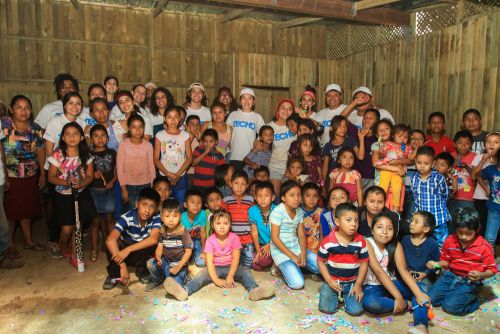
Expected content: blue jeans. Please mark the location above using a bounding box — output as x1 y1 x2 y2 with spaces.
433 224 449 248
429 270 482 316
319 281 363 316
0 185 8 259
277 250 319 289
183 265 258 295
192 238 206 267
240 243 254 268
485 209 500 248
171 174 187 208
123 184 150 212
146 257 188 285
363 281 428 327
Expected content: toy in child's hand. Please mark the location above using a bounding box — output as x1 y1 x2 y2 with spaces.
427 305 435 320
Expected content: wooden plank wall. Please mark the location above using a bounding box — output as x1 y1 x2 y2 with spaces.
0 0 497 131
332 10 500 133
0 0 334 121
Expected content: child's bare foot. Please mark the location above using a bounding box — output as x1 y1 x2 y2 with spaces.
164 277 188 301
249 283 275 301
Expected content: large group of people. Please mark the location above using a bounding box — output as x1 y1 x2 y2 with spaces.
0 72 498 334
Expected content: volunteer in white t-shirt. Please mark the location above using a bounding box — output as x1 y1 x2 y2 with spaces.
226 88 265 171
268 99 296 196
35 73 79 130
341 86 395 128
111 90 153 143
185 82 211 125
315 83 348 147
80 83 106 129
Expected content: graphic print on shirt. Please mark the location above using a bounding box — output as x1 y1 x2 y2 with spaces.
161 138 184 170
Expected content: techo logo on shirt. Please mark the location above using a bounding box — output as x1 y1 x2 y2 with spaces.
275 131 294 141
233 120 256 130
322 120 331 127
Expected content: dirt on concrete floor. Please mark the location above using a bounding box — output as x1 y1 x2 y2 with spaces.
1 226 499 334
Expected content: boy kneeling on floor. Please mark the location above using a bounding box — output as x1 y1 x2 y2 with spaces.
103 188 161 290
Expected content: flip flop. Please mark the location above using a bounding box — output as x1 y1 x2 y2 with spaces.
7 249 21 259
23 243 46 251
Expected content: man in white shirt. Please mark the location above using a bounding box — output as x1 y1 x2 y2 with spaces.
35 73 79 130
341 86 395 128
314 83 347 147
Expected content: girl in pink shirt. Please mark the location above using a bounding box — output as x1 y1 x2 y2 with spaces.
116 114 156 212
164 210 275 301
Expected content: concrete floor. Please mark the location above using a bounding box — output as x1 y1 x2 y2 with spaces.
1 222 499 334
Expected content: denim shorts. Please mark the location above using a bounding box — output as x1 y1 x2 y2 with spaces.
89 187 116 214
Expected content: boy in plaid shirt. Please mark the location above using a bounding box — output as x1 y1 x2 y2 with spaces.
410 146 451 247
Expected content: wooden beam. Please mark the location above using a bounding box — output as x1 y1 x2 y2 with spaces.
70 0 79 10
275 17 323 29
153 0 169 17
354 0 400 11
207 0 410 26
219 8 253 22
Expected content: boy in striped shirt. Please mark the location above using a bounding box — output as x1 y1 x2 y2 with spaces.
192 129 225 195
222 170 256 268
317 203 369 316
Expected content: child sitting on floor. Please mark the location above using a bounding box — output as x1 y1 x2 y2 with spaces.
164 209 275 301
401 211 440 290
146 199 192 291
428 207 497 316
318 203 368 316
248 181 276 272
181 189 207 267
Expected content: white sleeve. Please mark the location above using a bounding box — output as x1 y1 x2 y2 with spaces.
110 105 123 121
226 113 233 126
43 120 58 143
35 106 51 129
255 114 265 133
143 114 153 136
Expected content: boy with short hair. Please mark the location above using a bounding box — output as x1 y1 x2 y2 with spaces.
401 210 440 290
254 165 270 182
448 131 476 223
192 129 225 194
185 115 201 186
410 146 451 247
104 188 162 290
424 112 455 155
428 207 497 316
153 176 171 211
204 187 223 237
222 170 256 268
146 199 193 291
181 189 207 267
434 152 457 197
461 109 487 155
248 181 276 272
478 149 500 250
317 203 369 316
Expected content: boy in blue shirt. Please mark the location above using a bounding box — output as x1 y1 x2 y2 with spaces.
478 148 500 250
181 189 207 267
104 188 162 290
410 146 451 247
401 210 440 290
248 181 276 272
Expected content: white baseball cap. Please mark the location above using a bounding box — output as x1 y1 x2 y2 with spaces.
325 84 342 94
188 82 205 92
352 86 372 99
240 87 255 97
